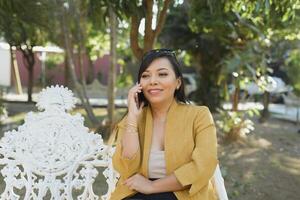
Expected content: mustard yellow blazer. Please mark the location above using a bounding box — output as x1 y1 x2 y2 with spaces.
110 100 218 200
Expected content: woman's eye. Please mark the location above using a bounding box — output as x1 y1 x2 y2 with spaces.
141 74 150 78
159 73 168 77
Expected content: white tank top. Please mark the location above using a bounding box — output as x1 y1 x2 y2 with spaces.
148 150 166 178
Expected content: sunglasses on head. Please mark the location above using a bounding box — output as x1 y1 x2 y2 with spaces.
142 48 176 60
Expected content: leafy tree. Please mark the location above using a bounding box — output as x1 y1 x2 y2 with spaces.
160 0 300 111
221 40 270 110
53 0 124 128
159 2 232 109
88 0 129 131
0 0 49 102
50 0 101 126
120 0 172 60
286 49 300 96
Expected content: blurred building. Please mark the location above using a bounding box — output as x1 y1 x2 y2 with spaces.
0 43 120 89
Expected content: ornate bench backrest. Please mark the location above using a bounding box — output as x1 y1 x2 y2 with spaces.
0 86 117 200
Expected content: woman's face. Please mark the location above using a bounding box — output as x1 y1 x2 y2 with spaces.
139 57 181 106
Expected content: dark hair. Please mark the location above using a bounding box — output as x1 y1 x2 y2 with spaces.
137 48 188 106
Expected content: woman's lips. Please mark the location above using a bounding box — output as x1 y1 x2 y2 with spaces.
148 89 163 95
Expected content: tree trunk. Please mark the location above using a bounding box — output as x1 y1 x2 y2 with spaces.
130 0 171 61
107 5 117 136
130 16 143 60
260 91 270 122
74 0 94 84
64 54 70 87
72 0 99 126
10 47 23 94
193 52 221 111
28 64 34 102
21 47 35 102
59 0 98 126
86 49 95 84
232 84 240 112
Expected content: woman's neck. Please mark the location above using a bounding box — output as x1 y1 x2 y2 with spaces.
150 99 174 121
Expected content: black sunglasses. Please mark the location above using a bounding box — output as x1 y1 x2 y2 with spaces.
142 48 176 60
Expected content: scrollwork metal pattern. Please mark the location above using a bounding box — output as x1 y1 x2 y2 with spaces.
0 85 118 200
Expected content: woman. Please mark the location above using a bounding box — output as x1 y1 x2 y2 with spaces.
111 49 218 200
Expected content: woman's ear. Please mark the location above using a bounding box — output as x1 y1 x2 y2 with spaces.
176 78 182 90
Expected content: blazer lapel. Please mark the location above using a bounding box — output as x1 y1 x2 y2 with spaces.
164 100 180 174
141 100 180 176
141 106 153 177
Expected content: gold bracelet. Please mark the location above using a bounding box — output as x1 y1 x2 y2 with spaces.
126 124 137 131
125 127 138 134
127 122 138 129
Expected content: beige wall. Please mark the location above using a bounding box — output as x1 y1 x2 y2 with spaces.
0 43 11 87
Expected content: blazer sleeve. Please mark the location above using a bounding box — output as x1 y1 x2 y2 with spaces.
174 107 218 196
112 115 141 179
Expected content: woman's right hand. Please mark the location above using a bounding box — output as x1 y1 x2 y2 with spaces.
127 83 144 122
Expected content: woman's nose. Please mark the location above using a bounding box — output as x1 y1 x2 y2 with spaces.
150 75 158 85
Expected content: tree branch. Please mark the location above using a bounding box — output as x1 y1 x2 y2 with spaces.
130 15 143 60
144 0 155 51
154 0 171 37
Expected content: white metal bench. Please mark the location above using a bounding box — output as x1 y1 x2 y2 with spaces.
0 86 228 200
0 86 117 200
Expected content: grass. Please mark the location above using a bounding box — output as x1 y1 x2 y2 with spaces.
71 107 127 129
3 112 26 125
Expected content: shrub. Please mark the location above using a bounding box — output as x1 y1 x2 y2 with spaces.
0 99 7 125
216 108 258 141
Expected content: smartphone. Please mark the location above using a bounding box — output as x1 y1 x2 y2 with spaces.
137 91 144 108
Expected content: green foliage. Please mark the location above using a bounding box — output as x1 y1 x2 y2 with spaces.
87 29 110 60
0 99 4 116
286 49 300 96
116 73 133 89
0 98 7 125
116 60 133 88
159 0 300 107
220 40 270 89
216 108 259 141
119 0 146 19
224 0 300 39
45 53 64 70
160 0 300 107
189 0 236 43
0 0 49 47
159 3 230 108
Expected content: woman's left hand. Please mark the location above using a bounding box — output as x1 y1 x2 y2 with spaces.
123 174 154 194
